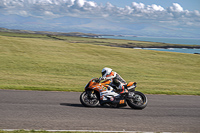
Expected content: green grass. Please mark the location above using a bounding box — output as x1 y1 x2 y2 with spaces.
1 31 199 48
0 33 200 95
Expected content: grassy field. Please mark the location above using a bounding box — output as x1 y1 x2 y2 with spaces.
1 31 200 48
0 32 199 95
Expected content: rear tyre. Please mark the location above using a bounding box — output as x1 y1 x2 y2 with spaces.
80 91 99 107
127 91 147 109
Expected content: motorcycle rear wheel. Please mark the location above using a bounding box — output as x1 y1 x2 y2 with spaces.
127 91 147 109
80 91 100 107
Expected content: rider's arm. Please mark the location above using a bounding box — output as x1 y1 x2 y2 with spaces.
105 71 116 80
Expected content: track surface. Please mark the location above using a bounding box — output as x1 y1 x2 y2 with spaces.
0 90 200 132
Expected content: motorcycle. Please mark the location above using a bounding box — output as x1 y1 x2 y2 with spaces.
80 78 147 109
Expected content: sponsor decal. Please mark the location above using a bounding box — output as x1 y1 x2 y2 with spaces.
119 100 125 104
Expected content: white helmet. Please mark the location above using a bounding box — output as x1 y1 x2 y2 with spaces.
101 67 112 78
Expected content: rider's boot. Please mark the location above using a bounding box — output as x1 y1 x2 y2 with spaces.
119 85 128 98
119 85 134 99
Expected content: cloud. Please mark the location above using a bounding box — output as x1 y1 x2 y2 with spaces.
168 3 184 12
0 0 199 37
0 0 199 21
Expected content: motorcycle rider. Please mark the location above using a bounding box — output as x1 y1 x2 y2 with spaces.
99 67 128 102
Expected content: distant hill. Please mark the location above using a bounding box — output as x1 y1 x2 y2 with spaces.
0 27 102 37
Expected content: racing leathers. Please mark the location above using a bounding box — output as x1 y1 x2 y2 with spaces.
100 71 128 101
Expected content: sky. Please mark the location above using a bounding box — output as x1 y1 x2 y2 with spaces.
0 0 200 38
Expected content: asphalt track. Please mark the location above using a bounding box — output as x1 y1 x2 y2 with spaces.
0 90 200 132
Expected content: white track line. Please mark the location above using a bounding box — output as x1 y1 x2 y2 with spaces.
1 129 174 133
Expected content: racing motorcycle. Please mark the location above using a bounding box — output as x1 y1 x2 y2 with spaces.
80 78 147 109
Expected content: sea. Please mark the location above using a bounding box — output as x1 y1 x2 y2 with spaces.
100 36 200 54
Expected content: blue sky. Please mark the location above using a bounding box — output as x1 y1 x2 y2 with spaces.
0 0 200 38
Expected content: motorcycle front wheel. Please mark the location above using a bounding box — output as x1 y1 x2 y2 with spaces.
80 91 100 107
127 91 147 109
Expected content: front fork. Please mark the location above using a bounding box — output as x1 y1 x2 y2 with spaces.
86 90 97 99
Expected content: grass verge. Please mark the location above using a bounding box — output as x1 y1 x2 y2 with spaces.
0 33 199 95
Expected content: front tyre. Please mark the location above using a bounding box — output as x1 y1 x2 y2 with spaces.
127 91 147 109
80 91 99 107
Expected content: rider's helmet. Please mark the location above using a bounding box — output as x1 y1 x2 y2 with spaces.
101 67 112 78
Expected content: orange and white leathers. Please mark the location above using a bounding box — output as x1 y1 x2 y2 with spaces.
100 86 119 101
100 71 127 100
102 71 127 94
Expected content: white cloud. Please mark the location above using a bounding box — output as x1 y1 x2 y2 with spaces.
132 2 145 10
148 4 164 11
194 10 200 16
0 0 199 19
18 10 29 16
168 3 183 12
75 0 85 7
0 0 199 36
